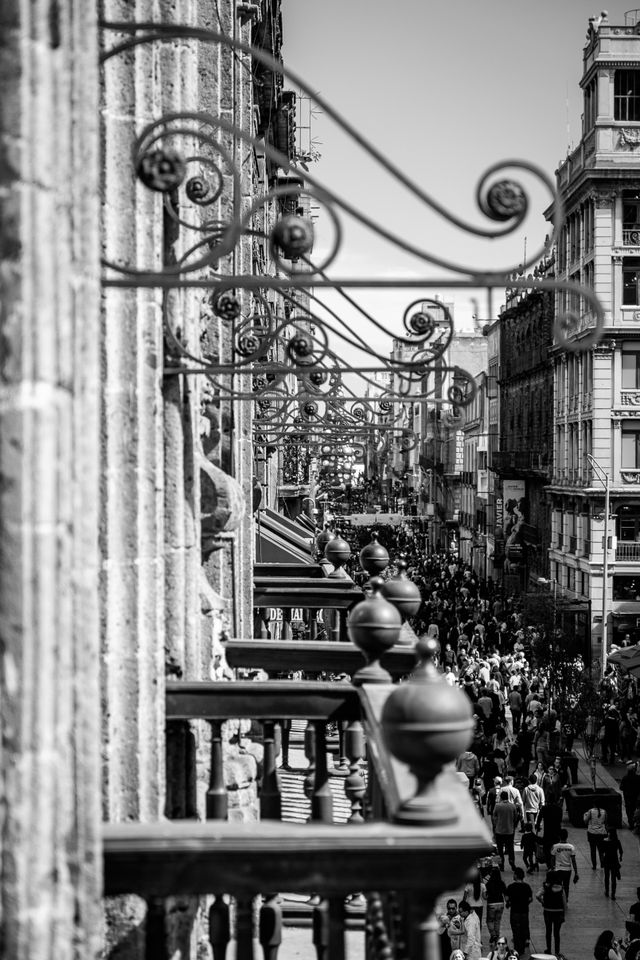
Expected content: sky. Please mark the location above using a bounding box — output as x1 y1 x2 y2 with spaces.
279 1 635 346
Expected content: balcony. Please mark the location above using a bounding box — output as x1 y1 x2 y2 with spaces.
616 542 640 562
623 228 640 246
253 570 364 642
104 638 491 958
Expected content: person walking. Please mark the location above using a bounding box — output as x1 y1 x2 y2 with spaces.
602 703 621 764
584 803 608 869
520 822 538 873
505 866 532 956
458 900 482 960
485 865 508 951
492 789 518 872
522 772 545 825
508 686 522 734
463 868 486 925
550 827 579 902
536 798 562 865
536 869 567 959
601 827 623 900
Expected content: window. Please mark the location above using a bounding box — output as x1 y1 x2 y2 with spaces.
623 258 640 305
615 69 640 121
617 507 640 542
622 345 640 388
584 78 597 132
623 191 640 245
622 421 640 468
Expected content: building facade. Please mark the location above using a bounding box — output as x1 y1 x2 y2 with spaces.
549 10 640 661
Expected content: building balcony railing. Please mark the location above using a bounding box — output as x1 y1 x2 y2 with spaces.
623 228 640 246
103 642 491 958
253 573 364 643
616 542 640 562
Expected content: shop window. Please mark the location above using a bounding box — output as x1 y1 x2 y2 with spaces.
615 69 640 121
613 575 640 600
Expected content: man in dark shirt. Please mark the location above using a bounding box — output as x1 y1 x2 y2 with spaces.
493 789 518 871
505 867 533 955
536 798 563 864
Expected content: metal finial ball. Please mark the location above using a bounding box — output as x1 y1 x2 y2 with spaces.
415 635 440 663
272 215 315 258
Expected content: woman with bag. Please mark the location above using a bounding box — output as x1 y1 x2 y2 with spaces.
584 804 608 869
536 869 567 958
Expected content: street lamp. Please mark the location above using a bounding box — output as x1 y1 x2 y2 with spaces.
586 454 611 679
537 576 558 703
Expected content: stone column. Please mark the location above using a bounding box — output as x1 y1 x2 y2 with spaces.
0 1 102 958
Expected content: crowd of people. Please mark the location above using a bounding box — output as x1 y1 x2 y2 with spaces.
344 537 640 960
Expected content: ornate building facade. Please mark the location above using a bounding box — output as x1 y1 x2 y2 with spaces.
548 10 640 661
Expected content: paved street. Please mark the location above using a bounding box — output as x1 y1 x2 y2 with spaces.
278 743 640 960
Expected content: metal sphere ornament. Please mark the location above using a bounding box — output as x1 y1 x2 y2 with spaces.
486 179 527 221
316 525 335 557
272 214 315 259
212 291 242 320
381 637 474 825
185 176 211 203
136 148 186 192
348 578 402 685
359 531 389 576
324 536 351 577
380 559 422 622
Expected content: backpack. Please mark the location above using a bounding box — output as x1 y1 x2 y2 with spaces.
542 885 564 911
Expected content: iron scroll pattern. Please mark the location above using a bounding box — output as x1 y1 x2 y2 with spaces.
100 20 605 451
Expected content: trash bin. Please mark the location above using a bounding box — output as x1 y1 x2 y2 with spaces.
563 786 622 828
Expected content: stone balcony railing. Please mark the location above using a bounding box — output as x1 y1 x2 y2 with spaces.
104 635 491 960
616 541 640 562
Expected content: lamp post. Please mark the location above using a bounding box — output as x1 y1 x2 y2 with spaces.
587 454 611 680
537 576 558 705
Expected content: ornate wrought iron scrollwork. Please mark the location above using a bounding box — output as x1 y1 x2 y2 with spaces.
100 17 606 458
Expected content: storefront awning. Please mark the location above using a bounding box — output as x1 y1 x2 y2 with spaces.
255 508 315 564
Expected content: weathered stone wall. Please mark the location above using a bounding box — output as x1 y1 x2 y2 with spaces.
0 2 102 958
